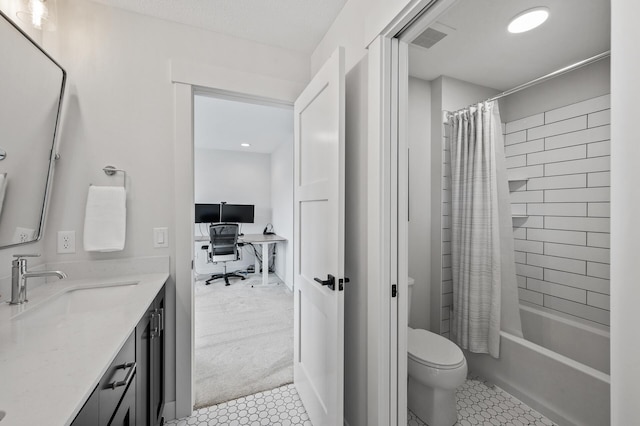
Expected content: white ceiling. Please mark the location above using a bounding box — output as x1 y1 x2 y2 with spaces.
194 95 293 154
409 0 610 91
89 0 347 53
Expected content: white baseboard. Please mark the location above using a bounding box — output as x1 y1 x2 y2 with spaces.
274 271 293 291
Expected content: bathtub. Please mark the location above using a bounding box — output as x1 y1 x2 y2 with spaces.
464 303 610 426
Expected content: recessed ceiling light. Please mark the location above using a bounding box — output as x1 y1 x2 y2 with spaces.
241 143 251 147
508 7 549 34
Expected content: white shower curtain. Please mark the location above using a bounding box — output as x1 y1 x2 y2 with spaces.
449 101 522 359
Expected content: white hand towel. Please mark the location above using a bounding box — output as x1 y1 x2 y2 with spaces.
83 185 126 252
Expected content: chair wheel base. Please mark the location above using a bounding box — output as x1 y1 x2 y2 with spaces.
206 272 245 286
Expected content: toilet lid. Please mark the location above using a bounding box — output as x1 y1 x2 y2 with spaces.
408 328 465 369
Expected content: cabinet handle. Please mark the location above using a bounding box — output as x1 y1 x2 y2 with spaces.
150 312 159 339
109 362 136 389
159 307 164 332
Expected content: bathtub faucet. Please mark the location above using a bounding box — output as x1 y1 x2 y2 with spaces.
9 254 67 305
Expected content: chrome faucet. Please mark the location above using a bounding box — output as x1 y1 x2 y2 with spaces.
9 254 67 305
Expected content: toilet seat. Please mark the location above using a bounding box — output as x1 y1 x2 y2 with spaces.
408 328 465 370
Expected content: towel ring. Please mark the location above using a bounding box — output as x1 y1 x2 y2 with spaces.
103 165 126 188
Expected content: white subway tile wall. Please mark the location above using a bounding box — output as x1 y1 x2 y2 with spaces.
544 95 610 124
505 94 611 326
544 125 609 150
441 124 452 335
505 113 544 134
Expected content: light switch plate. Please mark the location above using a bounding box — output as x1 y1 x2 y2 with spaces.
154 227 169 248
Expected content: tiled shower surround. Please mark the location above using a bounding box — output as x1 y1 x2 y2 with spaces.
505 94 610 327
441 94 611 333
441 125 453 337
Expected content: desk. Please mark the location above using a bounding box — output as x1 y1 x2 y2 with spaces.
195 233 287 286
240 234 287 286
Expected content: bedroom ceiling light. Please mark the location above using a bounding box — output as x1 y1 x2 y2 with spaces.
240 143 251 147
508 7 549 34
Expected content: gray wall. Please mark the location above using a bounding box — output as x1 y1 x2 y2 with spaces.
407 77 431 330
611 1 640 421
270 140 294 290
344 55 369 426
195 148 272 236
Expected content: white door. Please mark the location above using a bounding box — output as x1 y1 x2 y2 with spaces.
293 46 345 426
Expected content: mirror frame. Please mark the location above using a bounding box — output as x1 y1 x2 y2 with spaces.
0 9 66 249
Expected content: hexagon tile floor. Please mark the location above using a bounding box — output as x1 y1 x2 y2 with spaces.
165 383 311 426
409 376 557 426
166 376 556 426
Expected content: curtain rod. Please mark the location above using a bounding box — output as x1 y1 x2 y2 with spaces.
444 50 611 120
486 50 610 103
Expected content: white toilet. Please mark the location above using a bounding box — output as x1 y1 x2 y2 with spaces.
407 277 467 426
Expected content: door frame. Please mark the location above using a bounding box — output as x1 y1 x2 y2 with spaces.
366 1 459 424
171 0 458 420
171 62 303 419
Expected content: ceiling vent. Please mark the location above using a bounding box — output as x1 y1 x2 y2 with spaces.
412 27 448 49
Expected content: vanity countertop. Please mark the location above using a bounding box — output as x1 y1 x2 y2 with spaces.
0 272 169 426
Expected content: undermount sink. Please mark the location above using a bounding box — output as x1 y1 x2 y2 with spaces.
11 282 140 321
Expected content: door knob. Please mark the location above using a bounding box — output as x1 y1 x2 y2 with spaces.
314 274 336 291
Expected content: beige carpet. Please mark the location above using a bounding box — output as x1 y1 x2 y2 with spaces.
194 276 293 409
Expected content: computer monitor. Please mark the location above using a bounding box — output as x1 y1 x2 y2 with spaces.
195 203 220 223
221 204 255 223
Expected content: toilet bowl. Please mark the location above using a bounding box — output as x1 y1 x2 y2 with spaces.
407 277 467 426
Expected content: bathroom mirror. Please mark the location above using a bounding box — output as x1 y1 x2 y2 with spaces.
0 10 65 248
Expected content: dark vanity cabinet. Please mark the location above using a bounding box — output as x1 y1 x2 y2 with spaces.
72 285 165 426
136 286 166 426
109 376 136 425
71 333 137 426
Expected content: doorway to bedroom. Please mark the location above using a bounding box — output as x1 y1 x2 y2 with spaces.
192 91 295 409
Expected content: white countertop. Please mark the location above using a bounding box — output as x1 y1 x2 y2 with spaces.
0 271 169 426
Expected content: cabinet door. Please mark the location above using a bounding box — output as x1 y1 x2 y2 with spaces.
100 333 136 426
71 384 99 426
109 378 136 426
135 306 152 426
136 285 166 426
150 290 165 426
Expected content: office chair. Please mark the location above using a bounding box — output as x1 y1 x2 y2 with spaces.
204 223 245 286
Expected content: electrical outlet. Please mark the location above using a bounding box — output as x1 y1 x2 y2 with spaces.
57 231 76 254
12 227 35 244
